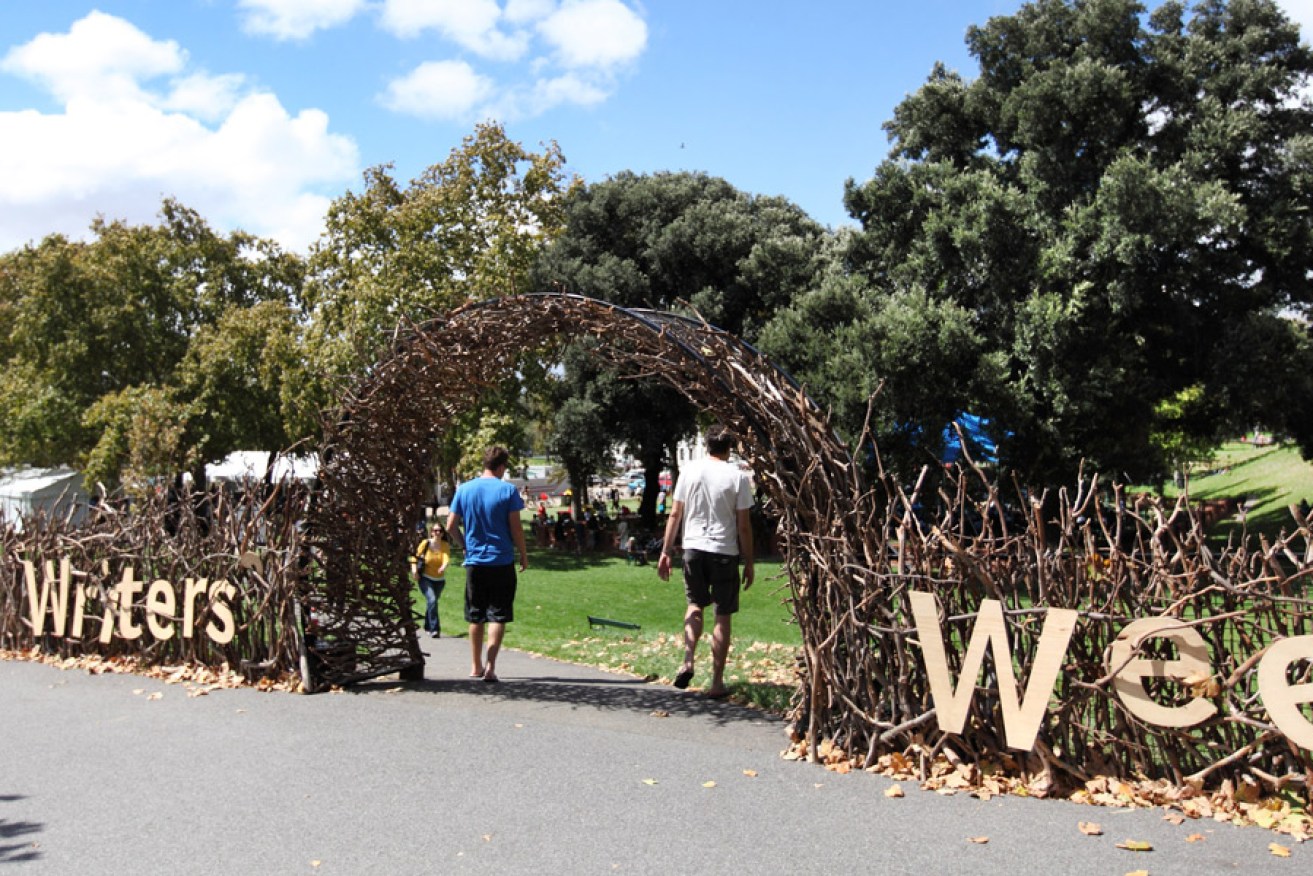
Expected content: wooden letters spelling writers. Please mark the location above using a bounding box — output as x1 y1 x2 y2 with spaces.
22 558 237 645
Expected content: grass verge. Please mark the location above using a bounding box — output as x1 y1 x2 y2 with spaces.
415 547 802 714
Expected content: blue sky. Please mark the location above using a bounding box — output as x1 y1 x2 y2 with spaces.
1 1 1309 254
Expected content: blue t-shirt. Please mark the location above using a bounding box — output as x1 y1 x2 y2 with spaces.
449 476 525 566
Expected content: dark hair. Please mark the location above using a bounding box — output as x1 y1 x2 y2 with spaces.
705 425 734 457
483 446 510 472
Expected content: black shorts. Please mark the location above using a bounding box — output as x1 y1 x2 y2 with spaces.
683 549 741 615
464 564 517 624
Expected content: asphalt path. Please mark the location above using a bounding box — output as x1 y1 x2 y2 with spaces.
1 638 1307 875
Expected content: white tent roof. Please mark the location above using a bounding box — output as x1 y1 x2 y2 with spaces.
0 467 84 498
0 467 88 529
206 451 319 483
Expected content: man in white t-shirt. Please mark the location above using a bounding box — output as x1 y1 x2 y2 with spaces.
657 425 754 698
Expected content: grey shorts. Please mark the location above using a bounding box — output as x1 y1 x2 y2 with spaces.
683 549 741 615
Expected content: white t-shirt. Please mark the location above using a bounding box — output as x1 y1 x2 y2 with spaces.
672 458 753 555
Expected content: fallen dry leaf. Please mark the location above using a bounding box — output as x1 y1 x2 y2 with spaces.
1269 843 1291 858
1185 833 1207 843
482 834 493 843
146 691 162 701
968 836 989 844
1115 840 1153 852
702 781 717 789
885 784 905 799
1163 813 1186 826
1124 870 1148 876
641 779 658 786
1079 821 1103 836
650 710 669 718
742 769 758 778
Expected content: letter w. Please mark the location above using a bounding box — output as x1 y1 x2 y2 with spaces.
23 558 72 637
910 590 1078 751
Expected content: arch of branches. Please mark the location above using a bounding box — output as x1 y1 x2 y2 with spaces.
308 292 1311 800
3 292 1309 800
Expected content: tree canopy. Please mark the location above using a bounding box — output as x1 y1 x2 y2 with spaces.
296 122 574 477
766 0 1313 484
533 171 827 522
0 200 304 489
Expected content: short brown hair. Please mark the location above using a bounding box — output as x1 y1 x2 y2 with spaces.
483 446 510 472
705 425 734 457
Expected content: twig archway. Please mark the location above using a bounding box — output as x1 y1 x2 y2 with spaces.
306 292 1313 802
305 292 839 685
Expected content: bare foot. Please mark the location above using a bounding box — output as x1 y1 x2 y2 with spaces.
470 667 484 678
705 687 729 699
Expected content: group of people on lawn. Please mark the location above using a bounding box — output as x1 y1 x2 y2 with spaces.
413 426 754 697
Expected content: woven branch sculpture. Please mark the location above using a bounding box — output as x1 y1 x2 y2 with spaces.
3 292 1310 800
1 477 309 679
312 293 1312 799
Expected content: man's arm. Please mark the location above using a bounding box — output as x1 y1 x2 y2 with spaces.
656 500 685 582
508 509 529 571
736 507 754 589
445 513 465 553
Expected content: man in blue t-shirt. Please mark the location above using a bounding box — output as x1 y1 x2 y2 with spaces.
446 446 528 683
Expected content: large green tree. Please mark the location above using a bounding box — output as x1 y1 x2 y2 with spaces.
0 200 305 488
297 122 575 441
771 0 1313 484
533 171 827 522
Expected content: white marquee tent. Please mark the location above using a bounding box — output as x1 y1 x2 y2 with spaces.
204 451 319 484
0 467 89 530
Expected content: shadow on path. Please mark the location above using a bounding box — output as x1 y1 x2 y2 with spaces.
0 795 42 865
347 672 782 730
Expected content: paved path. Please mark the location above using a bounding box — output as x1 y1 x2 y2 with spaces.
1 639 1307 874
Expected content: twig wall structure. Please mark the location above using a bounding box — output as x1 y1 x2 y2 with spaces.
3 293 1310 800
0 477 308 680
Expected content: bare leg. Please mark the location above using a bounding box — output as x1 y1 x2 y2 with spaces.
681 604 703 674
707 613 732 696
469 622 484 677
483 622 506 680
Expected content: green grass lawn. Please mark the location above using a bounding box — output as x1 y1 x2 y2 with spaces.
414 540 801 713
1164 441 1313 540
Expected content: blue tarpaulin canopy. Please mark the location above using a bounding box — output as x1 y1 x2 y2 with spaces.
940 413 1000 465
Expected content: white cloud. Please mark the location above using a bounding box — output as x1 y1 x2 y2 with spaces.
1 11 184 104
0 13 359 253
526 72 609 111
504 0 557 25
379 0 530 60
378 0 648 122
237 0 369 41
380 60 496 120
161 73 248 122
537 0 647 69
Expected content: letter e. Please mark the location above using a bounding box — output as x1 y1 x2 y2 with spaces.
1108 618 1217 728
145 579 176 641
1257 636 1313 751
